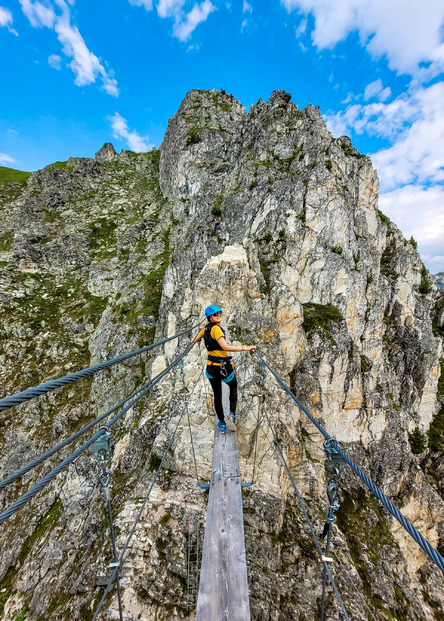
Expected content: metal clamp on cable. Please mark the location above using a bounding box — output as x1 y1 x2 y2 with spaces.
320 438 346 620
93 426 124 620
178 359 189 392
94 426 112 498
321 438 345 539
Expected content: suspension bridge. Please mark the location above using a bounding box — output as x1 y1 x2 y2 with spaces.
0 321 443 620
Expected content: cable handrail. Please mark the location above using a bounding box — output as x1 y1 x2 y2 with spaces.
92 369 196 620
0 321 201 413
0 382 149 491
260 399 350 620
0 342 194 526
255 350 444 576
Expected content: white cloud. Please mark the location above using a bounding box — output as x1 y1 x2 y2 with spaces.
0 6 12 25
19 0 55 28
281 0 444 76
48 53 62 69
157 0 185 18
129 0 153 9
326 83 444 191
372 83 444 190
243 1 252 12
0 6 18 34
295 16 306 38
20 0 119 96
109 113 152 152
364 78 391 102
379 185 444 272
0 153 16 164
325 82 444 270
173 0 216 41
155 0 216 40
324 96 416 140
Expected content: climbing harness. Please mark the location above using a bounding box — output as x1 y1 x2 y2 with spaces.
320 438 345 621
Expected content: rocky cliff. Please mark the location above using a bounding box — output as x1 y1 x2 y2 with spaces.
0 89 443 620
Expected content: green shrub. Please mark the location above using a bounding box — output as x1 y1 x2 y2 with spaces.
419 266 431 294
0 232 14 252
186 128 201 146
367 270 374 284
302 302 343 344
428 407 444 452
211 194 223 217
331 245 343 255
249 179 257 190
263 231 273 242
377 209 391 226
325 159 332 170
409 236 418 249
409 427 427 454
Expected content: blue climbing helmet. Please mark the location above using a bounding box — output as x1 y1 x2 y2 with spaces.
205 304 222 318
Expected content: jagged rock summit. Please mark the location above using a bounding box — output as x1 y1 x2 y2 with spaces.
94 141 117 161
0 89 443 620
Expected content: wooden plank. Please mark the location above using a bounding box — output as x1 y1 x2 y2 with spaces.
196 423 250 621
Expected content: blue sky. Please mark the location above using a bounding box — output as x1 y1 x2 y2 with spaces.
1 0 443 272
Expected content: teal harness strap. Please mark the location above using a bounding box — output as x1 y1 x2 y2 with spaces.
205 369 235 383
223 370 235 383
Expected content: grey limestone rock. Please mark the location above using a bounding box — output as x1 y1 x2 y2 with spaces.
0 89 443 620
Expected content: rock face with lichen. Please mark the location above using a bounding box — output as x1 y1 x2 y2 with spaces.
0 89 443 620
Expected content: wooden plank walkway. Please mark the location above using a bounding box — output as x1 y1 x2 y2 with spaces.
195 423 251 621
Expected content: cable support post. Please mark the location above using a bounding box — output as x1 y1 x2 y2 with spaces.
259 400 350 620
320 438 345 621
93 427 124 621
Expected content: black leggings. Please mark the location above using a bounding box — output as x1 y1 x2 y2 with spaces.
207 363 238 422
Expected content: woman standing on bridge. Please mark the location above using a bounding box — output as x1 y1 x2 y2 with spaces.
193 305 256 433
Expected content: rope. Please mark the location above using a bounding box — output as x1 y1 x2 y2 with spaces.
92 380 192 620
197 342 212 417
260 398 349 620
0 382 149 490
181 361 207 487
0 343 194 526
0 322 201 413
255 350 444 576
240 355 262 486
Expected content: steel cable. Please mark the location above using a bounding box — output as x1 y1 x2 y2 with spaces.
0 322 201 413
0 342 193 526
0 383 149 490
255 350 444 576
92 379 192 620
259 397 350 620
